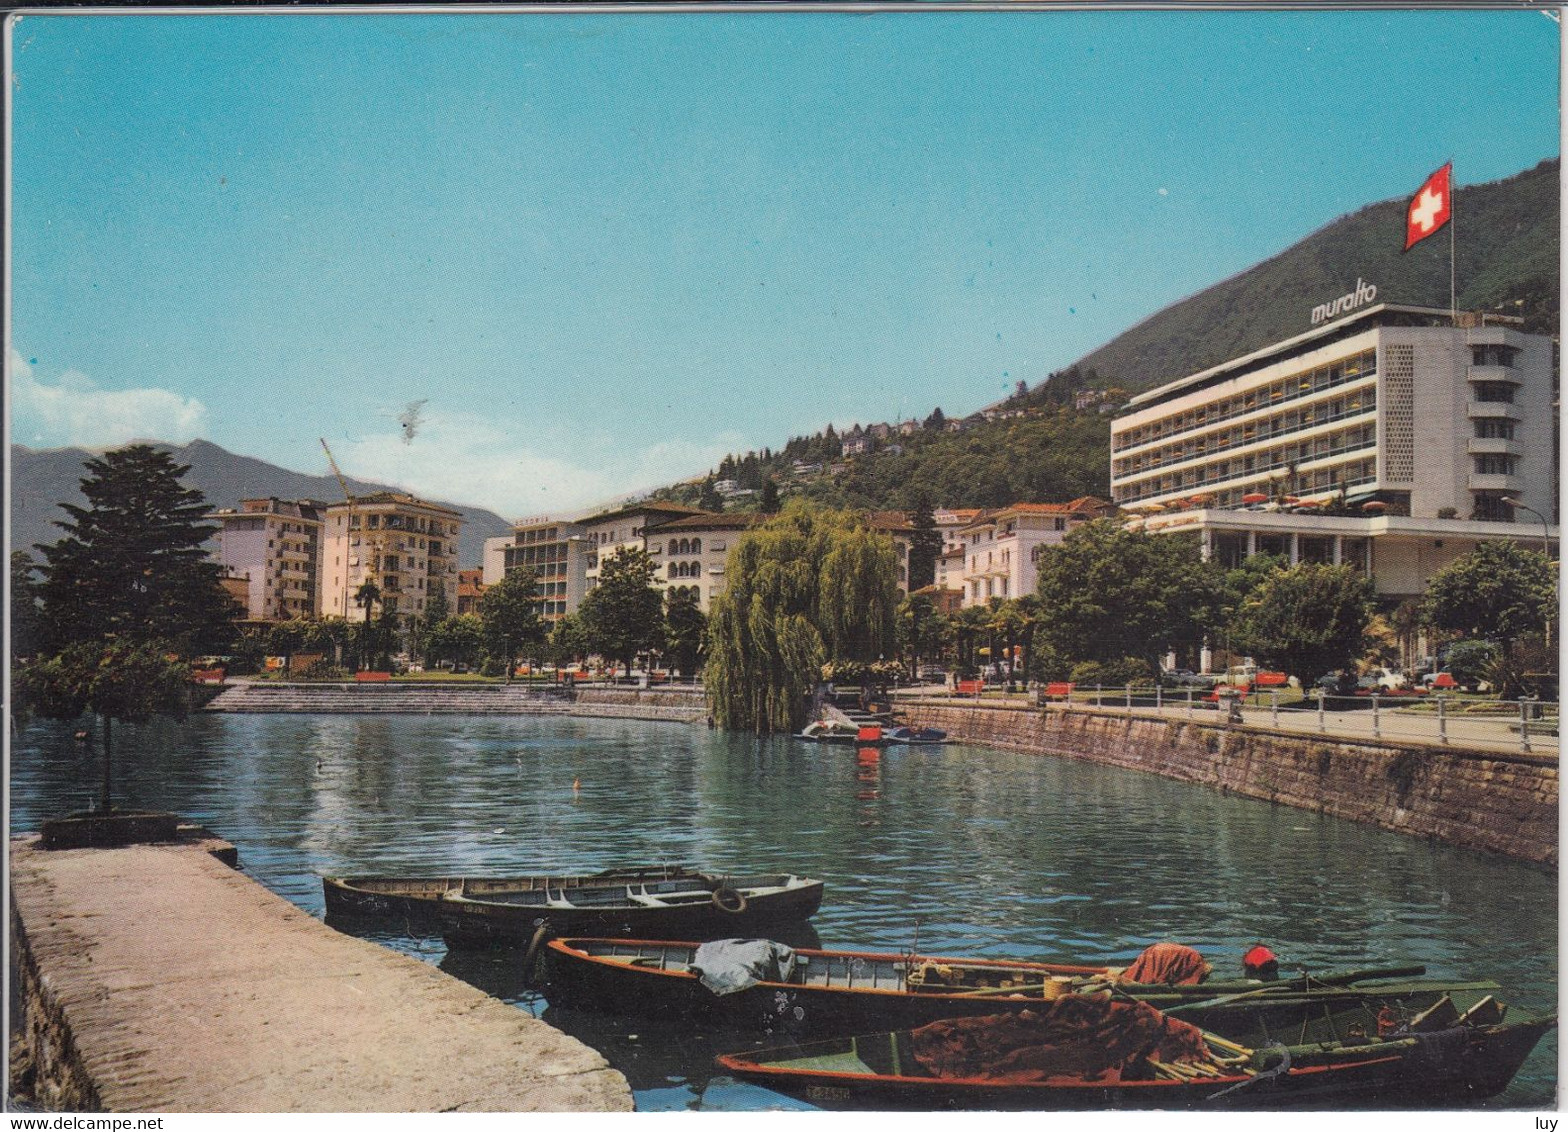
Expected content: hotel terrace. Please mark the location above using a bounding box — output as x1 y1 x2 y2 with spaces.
1110 303 1558 603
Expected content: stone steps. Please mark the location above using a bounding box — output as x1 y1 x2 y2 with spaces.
205 682 574 714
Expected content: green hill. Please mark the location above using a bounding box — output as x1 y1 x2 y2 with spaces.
662 160 1559 514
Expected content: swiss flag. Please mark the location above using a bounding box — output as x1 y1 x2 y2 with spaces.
1404 163 1452 250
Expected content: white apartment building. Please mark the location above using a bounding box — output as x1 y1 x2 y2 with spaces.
955 498 1116 607
647 512 762 611
209 498 326 621
1111 303 1557 601
321 493 463 622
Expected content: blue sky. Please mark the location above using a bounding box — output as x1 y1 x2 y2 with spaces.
8 8 1560 518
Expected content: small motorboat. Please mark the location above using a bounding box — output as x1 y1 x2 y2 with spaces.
886 726 950 745
322 865 824 948
715 999 1556 1110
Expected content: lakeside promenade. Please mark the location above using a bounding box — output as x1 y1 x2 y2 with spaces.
10 830 632 1113
894 686 1559 758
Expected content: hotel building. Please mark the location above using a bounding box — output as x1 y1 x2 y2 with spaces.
1110 303 1557 601
954 498 1115 607
321 492 464 622
208 498 326 621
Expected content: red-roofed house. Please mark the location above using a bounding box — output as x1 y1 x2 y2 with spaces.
955 497 1115 606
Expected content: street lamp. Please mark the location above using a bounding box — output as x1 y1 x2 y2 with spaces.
1501 497 1552 558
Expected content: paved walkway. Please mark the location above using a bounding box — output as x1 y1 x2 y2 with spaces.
10 834 632 1113
896 687 1557 758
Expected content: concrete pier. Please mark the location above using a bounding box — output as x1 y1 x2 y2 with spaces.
9 832 632 1113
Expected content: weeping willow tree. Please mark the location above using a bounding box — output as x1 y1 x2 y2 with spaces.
705 503 900 733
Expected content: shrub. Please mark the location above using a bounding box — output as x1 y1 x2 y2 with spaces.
1069 657 1153 687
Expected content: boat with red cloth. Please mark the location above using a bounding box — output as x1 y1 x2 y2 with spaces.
714 997 1556 1109
541 936 1491 1039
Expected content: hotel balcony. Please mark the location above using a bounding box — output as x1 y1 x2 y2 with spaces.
1467 365 1522 385
1466 438 1523 458
1468 473 1524 493
1466 401 1524 421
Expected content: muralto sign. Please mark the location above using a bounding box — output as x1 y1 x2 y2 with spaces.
1310 278 1377 325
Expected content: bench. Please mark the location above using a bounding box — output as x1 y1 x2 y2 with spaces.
955 680 984 696
1039 682 1075 705
355 671 392 682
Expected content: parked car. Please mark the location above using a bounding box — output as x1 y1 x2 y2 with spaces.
1162 669 1214 688
918 666 947 683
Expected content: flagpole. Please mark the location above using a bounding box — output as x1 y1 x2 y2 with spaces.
1449 160 1457 324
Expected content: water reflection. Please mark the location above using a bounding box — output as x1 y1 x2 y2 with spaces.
9 713 1557 1110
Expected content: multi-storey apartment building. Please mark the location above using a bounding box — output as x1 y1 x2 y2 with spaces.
646 512 763 611
321 492 463 622
1111 303 1557 600
208 498 326 621
482 516 592 622
954 498 1115 607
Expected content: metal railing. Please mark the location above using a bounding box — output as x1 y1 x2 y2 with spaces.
920 682 1560 755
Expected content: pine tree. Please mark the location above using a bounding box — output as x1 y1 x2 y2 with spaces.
906 492 943 591
759 478 781 514
34 445 237 654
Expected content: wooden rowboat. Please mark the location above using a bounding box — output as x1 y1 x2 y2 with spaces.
714 1002 1556 1110
541 936 1497 1039
322 867 824 948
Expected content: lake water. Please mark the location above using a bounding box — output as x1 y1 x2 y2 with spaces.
9 713 1557 1111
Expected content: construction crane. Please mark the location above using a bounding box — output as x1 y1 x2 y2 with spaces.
320 438 358 619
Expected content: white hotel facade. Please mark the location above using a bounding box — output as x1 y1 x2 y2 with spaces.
1110 302 1557 603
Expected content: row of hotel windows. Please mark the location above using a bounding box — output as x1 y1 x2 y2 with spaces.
1114 391 1377 479
1118 455 1380 511
348 535 445 555
1113 350 1377 453
1210 533 1371 572
1116 423 1378 504
667 561 706 579
345 514 459 537
518 527 561 543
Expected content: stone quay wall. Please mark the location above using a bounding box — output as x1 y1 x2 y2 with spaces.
203 682 707 721
905 700 1557 867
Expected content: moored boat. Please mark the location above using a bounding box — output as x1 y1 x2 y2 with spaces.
714 999 1556 1110
322 867 825 948
540 936 1493 1039
886 726 950 745
797 720 885 745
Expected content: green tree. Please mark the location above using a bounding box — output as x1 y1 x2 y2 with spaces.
664 588 707 676
1227 563 1375 688
704 503 899 733
546 614 592 669
34 445 238 653
17 639 191 811
896 592 949 678
759 478 781 514
11 551 44 660
1034 520 1225 676
905 493 944 592
698 476 724 512
479 567 545 683
423 579 451 624
425 614 485 668
1421 541 1556 651
580 549 666 674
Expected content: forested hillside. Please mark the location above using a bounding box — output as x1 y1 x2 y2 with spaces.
663 160 1557 514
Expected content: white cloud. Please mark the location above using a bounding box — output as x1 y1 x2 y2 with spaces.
9 351 208 448
337 408 745 519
